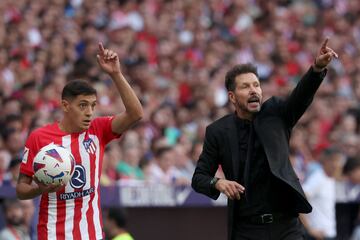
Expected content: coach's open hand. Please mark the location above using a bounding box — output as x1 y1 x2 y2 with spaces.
97 42 121 76
313 38 338 72
215 179 245 200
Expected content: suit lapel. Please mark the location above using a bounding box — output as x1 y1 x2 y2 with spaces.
225 115 240 180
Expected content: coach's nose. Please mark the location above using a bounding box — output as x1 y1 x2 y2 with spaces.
249 84 258 93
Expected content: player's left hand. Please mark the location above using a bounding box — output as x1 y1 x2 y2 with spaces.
97 42 121 75
33 176 65 193
314 38 338 71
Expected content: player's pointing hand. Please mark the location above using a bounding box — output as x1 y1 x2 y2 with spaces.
97 42 121 75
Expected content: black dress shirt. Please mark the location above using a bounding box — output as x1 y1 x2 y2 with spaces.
234 115 294 218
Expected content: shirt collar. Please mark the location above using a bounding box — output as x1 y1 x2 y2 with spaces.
233 114 252 129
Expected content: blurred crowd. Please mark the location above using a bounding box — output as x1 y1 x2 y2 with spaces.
0 0 360 239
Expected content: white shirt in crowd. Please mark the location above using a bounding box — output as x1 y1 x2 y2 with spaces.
302 168 337 238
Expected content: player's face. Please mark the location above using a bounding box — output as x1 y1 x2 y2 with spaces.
63 94 97 131
228 73 262 119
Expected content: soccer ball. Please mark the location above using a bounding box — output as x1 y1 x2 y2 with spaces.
33 143 75 185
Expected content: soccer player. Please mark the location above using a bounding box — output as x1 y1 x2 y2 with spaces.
16 43 143 240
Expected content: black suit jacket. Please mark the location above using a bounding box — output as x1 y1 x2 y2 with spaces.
192 67 327 240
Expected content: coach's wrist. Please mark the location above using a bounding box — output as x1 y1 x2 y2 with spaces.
210 177 219 190
313 59 326 72
312 65 326 73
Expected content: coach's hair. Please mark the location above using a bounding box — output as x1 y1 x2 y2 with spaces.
225 63 258 91
61 79 97 100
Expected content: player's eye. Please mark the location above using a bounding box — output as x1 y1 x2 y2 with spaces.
79 103 87 109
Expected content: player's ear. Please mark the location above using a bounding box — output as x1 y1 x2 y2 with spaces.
61 99 70 113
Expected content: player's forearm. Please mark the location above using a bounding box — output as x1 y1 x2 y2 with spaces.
110 72 143 121
16 182 42 200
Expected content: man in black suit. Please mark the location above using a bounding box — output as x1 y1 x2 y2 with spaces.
191 39 338 240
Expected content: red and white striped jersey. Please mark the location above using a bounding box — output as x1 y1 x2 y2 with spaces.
20 117 120 240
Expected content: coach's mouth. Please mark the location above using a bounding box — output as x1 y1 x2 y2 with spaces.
247 96 260 108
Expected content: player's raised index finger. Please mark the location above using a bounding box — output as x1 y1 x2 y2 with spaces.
98 42 105 55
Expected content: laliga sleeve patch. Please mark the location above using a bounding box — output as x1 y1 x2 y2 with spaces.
22 147 29 164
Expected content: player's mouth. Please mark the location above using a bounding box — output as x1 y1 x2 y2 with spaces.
247 96 260 109
83 120 91 126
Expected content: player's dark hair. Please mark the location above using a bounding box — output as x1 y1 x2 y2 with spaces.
225 63 258 91
61 79 97 100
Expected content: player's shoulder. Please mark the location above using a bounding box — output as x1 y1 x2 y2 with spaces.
91 116 113 123
89 116 114 130
28 123 57 139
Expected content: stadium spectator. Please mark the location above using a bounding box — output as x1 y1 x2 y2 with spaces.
1 128 24 159
19 199 36 240
103 207 134 240
0 150 11 186
3 157 22 187
101 142 122 186
147 146 189 185
0 199 30 240
300 148 344 240
336 156 360 239
117 146 144 180
173 143 195 182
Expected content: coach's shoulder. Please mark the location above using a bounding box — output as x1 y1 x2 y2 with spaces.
207 113 233 130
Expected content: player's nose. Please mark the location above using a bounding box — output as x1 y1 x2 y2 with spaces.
85 106 94 117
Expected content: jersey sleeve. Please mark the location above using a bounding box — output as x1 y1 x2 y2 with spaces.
91 116 122 145
20 132 40 177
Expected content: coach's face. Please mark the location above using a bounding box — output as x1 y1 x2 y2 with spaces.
228 73 262 120
63 94 97 131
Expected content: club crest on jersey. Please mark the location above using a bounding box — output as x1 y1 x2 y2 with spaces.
83 138 96 154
